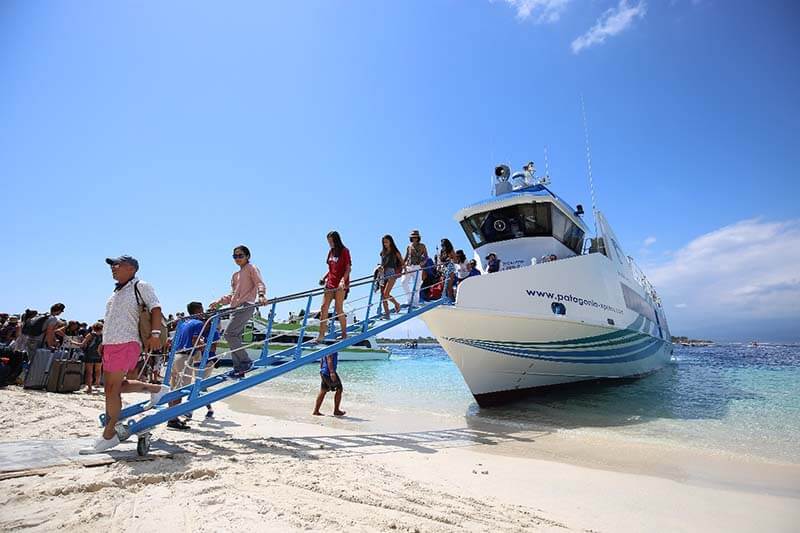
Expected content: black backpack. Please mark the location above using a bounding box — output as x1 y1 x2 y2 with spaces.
21 314 50 337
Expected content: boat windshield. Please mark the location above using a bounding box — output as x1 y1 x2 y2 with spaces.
459 202 585 254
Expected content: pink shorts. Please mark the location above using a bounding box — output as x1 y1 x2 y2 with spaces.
102 341 141 373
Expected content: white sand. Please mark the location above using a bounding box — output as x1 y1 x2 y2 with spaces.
1 387 798 532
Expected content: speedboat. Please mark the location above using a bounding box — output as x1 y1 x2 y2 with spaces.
421 163 673 406
216 316 391 365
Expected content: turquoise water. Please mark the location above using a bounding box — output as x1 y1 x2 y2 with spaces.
248 343 800 463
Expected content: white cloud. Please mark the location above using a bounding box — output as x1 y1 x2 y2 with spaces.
503 0 572 23
643 236 657 247
571 0 647 54
646 219 800 328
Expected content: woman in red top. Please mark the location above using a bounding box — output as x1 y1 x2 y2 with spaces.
314 231 351 343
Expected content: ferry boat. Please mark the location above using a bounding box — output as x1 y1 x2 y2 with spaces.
421 163 672 406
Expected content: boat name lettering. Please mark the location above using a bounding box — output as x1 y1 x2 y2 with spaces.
525 289 624 314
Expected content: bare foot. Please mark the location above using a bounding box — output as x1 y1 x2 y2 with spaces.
333 410 346 416
311 337 323 345
312 411 323 416
394 304 401 313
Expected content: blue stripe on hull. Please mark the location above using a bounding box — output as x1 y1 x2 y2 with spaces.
445 335 668 365
465 336 656 359
500 315 645 347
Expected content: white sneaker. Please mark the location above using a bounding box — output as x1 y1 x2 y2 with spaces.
79 435 121 455
145 384 170 409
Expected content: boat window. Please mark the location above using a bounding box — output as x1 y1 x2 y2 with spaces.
620 283 657 323
460 213 488 248
459 203 551 247
551 205 585 254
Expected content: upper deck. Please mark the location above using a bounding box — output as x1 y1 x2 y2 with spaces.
454 183 591 259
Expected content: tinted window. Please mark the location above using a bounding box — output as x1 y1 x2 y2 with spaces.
460 203 551 247
460 202 584 253
551 205 585 254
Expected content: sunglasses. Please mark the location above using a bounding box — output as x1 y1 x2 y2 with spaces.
232 253 246 259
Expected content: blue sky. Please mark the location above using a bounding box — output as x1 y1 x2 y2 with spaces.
1 1 798 341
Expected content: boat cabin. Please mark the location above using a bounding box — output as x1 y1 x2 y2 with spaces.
456 164 591 271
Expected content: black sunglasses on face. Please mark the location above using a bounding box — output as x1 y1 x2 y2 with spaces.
232 254 246 259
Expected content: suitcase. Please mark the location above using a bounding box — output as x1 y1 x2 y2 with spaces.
46 349 83 393
23 348 56 389
46 360 83 393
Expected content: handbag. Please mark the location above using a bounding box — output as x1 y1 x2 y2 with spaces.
134 281 168 348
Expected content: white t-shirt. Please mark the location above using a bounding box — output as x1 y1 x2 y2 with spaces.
103 278 161 346
456 262 470 280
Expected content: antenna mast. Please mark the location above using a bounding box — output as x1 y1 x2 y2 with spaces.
543 145 550 180
580 94 598 235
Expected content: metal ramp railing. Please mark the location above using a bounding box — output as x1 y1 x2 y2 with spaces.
109 270 449 455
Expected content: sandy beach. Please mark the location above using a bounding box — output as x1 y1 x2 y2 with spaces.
1 385 798 533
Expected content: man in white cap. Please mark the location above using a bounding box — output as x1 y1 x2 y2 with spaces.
81 255 169 454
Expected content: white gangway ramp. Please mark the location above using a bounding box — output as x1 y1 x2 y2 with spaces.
111 270 448 456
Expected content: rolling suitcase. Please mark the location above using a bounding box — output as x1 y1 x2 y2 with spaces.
46 349 83 393
23 348 56 389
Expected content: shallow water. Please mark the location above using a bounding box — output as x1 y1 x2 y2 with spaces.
242 342 800 463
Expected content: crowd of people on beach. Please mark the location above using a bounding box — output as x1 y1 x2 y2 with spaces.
1 228 506 454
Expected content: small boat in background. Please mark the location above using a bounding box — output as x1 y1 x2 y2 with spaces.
216 316 391 366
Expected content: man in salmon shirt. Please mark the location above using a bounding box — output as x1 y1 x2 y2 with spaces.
81 255 170 454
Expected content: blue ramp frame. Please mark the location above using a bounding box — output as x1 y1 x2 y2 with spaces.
113 273 446 438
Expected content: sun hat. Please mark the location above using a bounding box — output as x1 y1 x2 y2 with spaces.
409 230 421 238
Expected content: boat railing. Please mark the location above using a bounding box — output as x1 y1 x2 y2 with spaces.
110 268 450 451
627 256 662 307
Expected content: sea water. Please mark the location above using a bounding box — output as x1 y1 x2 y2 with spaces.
243 343 800 463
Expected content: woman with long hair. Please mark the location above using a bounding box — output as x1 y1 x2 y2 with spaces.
438 238 458 301
379 234 404 319
314 231 351 343
211 244 267 377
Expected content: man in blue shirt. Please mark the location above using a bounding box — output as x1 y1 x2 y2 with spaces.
167 301 220 429
312 351 345 417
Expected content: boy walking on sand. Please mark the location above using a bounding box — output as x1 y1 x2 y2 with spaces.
312 351 346 417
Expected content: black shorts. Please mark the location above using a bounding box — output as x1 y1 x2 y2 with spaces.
320 373 343 392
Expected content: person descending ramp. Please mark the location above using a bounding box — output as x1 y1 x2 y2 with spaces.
103 270 448 456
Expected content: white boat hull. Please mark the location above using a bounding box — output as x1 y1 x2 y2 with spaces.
422 252 672 405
